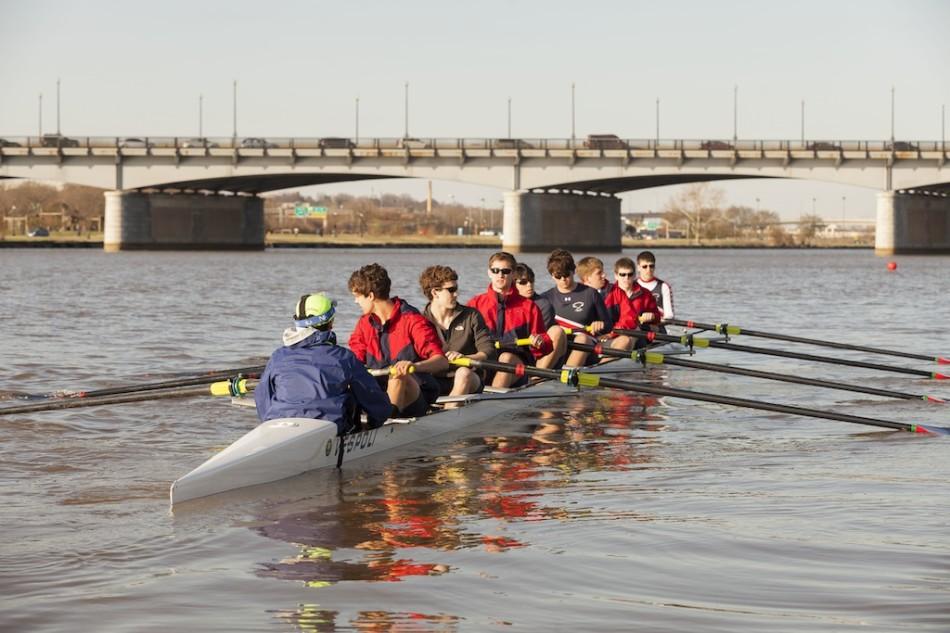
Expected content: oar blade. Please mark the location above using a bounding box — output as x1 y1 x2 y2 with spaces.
914 424 950 436
938 357 950 365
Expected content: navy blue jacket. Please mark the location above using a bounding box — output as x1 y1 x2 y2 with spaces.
254 329 391 433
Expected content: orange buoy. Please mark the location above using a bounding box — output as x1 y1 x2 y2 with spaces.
887 261 898 271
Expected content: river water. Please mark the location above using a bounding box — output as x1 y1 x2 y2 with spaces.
1 247 948 632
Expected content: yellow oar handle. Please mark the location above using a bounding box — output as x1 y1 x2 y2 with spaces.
210 378 256 397
368 365 416 377
494 337 534 349
561 325 594 334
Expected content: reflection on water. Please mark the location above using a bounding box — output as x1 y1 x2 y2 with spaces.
3 248 950 632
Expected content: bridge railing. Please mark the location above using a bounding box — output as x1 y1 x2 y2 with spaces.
0 135 946 152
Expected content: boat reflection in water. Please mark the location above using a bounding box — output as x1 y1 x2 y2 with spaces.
250 390 667 630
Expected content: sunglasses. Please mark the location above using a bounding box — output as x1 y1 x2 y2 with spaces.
515 279 533 285
640 264 656 269
616 272 635 277
553 272 574 280
490 267 513 275
438 285 459 294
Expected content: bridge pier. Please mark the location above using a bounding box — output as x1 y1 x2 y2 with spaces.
875 191 950 255
502 191 621 253
103 191 265 251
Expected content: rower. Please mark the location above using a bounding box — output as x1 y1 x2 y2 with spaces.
348 263 449 418
512 263 566 369
635 250 674 333
254 292 392 434
419 264 494 399
541 249 612 367
579 256 659 351
467 251 553 388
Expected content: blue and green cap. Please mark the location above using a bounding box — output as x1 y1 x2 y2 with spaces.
293 292 336 328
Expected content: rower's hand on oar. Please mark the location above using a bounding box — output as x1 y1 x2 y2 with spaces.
529 334 546 348
638 312 655 324
445 350 464 361
589 321 606 336
390 360 415 377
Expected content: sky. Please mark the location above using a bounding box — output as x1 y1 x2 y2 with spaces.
1 0 948 220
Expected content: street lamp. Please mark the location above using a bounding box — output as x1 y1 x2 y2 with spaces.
199 94 203 137
890 86 895 144
571 82 576 147
38 93 42 137
655 97 660 146
841 196 846 224
403 81 409 138
355 96 360 142
507 97 511 138
232 80 238 141
733 84 738 142
56 77 61 135
800 99 805 145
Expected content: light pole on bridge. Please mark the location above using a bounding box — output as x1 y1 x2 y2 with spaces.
800 99 805 145
571 82 576 148
733 84 738 143
38 93 42 137
56 78 61 135
232 80 238 141
890 86 895 144
355 96 360 143
199 94 203 138
404 81 409 138
655 97 660 146
507 97 511 138
841 196 846 226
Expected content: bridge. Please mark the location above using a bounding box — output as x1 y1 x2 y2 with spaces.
1 135 947 253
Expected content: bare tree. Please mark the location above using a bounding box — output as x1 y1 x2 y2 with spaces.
662 183 725 244
797 214 825 245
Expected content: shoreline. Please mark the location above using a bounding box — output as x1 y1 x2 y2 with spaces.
0 235 873 250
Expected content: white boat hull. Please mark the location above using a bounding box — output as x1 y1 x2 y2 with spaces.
170 348 688 506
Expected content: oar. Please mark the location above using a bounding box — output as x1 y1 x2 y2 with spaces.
613 329 950 380
568 341 946 404
21 365 267 401
495 337 534 349
450 358 950 435
671 318 950 365
0 383 228 416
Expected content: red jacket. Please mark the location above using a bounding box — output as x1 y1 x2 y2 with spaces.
348 297 445 369
467 285 553 357
602 282 660 329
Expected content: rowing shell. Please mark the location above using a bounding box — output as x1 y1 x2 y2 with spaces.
170 345 686 506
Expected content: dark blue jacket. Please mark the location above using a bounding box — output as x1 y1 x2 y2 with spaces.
254 329 391 433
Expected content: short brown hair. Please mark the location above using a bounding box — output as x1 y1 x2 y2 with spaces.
348 263 391 299
546 249 576 278
514 262 535 283
488 251 517 268
576 256 604 281
636 251 656 265
614 257 635 272
419 265 458 300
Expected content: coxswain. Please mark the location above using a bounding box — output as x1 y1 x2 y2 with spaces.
254 292 392 434
419 264 495 399
348 263 449 418
541 249 613 367
467 251 553 387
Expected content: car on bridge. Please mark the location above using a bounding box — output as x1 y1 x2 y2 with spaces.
318 137 355 149
700 140 734 150
0 138 21 148
585 134 627 150
119 137 149 148
887 141 919 152
40 134 80 148
180 137 220 149
398 137 430 149
492 138 534 149
807 142 841 151
240 137 278 149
